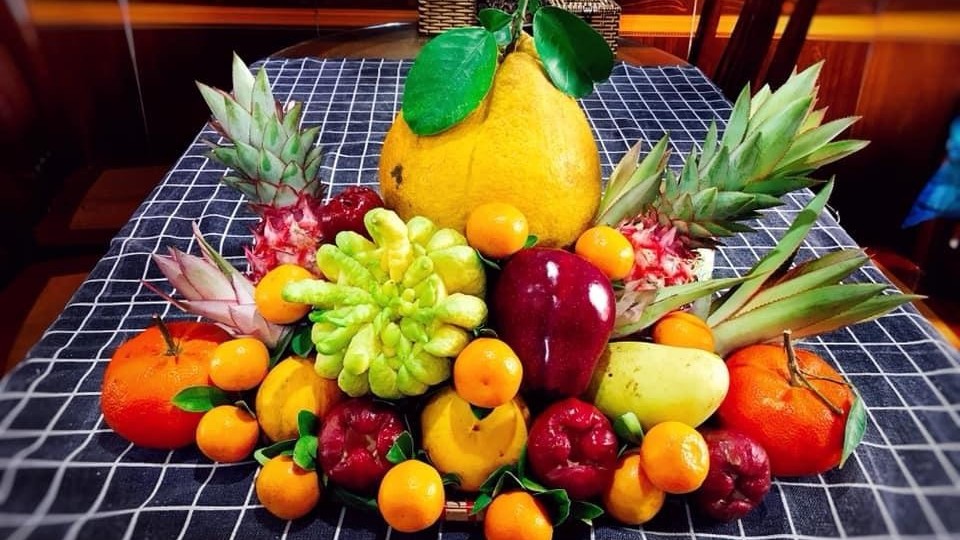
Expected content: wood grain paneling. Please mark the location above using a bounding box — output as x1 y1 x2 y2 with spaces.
832 41 960 249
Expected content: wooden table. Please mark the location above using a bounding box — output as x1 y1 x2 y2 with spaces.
272 22 688 66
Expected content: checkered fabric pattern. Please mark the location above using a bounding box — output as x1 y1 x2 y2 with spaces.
0 58 957 540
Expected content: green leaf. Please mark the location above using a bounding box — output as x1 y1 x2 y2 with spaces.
297 410 319 438
471 404 494 420
476 250 502 270
471 492 493 515
535 488 571 526
613 412 644 445
840 391 866 468
269 328 295 368
293 435 318 471
527 0 542 14
570 500 605 525
479 464 514 494
707 180 835 326
254 439 296 466
171 386 230 412
235 399 256 419
533 6 614 98
291 324 315 356
441 472 462 488
386 431 415 464
402 27 498 135
523 235 539 249
517 446 529 482
478 8 514 47
330 485 379 512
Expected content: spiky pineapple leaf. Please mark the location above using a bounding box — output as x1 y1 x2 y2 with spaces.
222 96 253 144
281 101 303 133
713 283 889 356
708 180 835 326
772 248 866 285
738 253 870 314
798 139 871 171
231 53 255 110
612 275 750 337
699 121 720 171
601 140 643 209
742 176 821 198
722 85 752 151
790 293 924 340
800 107 827 133
196 82 229 130
596 136 669 226
749 84 772 117
780 116 860 168
750 62 822 130
750 96 812 181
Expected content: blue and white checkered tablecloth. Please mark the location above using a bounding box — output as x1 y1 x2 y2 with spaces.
0 58 958 539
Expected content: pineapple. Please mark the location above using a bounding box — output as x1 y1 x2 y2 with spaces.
596 62 868 291
597 62 918 342
613 181 920 348
197 54 325 281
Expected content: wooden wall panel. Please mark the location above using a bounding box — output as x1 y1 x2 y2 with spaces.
833 41 960 249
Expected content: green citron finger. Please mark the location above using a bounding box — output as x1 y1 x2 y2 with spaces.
423 324 470 357
337 368 370 397
335 230 376 255
429 245 485 296
314 351 344 379
396 365 429 396
284 280 373 307
343 323 378 375
316 324 359 355
400 317 429 344
425 228 468 252
406 216 438 246
405 350 451 386
368 354 402 399
435 293 488 329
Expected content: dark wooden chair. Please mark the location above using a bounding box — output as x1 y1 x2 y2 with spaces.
689 0 820 99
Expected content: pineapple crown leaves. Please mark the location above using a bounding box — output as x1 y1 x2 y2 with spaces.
197 53 325 208
703 181 921 355
595 62 869 247
611 181 921 343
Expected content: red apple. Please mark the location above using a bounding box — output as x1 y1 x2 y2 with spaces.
493 248 615 398
318 398 404 493
526 398 618 500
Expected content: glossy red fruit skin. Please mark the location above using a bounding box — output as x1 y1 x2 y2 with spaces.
526 398 619 500
695 429 772 522
492 248 616 398
321 186 384 239
318 398 404 493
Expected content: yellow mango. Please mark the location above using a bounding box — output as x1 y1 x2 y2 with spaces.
585 342 729 431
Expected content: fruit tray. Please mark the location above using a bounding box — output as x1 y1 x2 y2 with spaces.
0 54 956 540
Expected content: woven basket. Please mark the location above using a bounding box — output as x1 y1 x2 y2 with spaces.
418 0 477 35
544 0 621 51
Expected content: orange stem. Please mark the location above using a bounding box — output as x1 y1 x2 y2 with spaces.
782 330 843 415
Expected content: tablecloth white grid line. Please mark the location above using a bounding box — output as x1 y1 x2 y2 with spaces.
0 57 955 539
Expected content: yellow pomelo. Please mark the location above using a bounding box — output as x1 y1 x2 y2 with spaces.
379 42 601 248
421 387 529 492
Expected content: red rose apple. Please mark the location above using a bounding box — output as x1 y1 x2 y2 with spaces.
695 429 772 522
526 398 618 500
318 398 404 492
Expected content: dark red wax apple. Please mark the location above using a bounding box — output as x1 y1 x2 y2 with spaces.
321 186 384 239
493 248 616 397
695 429 772 522
526 398 619 500
318 398 404 492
